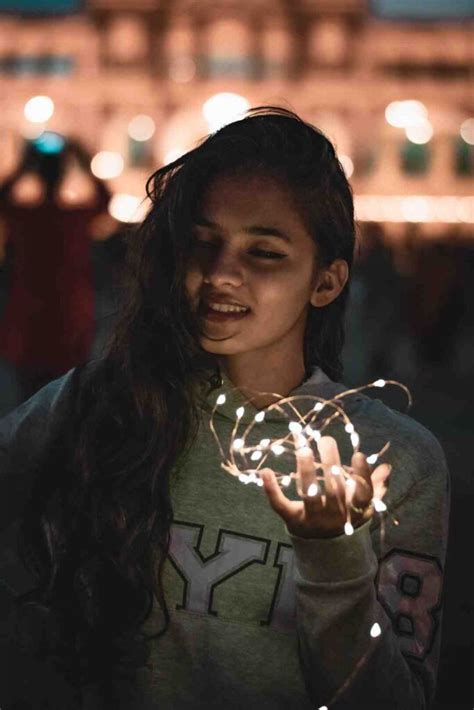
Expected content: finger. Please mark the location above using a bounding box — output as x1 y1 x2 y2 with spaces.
371 463 392 500
317 436 341 467
259 469 301 522
295 446 317 497
351 452 373 509
317 436 345 506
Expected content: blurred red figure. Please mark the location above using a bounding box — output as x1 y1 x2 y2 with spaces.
0 132 112 400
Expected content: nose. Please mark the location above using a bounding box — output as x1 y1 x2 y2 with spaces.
204 246 244 288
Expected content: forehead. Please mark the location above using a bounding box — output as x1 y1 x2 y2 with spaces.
198 172 309 234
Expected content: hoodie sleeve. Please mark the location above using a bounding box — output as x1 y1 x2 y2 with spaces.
0 368 86 710
288 427 450 710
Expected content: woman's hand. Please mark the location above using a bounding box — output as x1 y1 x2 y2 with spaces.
259 435 391 539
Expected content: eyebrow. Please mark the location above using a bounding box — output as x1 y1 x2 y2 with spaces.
194 218 292 244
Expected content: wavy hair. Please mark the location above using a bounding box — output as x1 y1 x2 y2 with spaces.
13 107 356 707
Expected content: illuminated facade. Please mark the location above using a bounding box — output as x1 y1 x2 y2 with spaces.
0 0 472 232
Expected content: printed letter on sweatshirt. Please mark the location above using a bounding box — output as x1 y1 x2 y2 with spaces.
169 522 269 615
262 543 298 633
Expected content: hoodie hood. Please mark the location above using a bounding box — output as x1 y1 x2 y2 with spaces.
198 365 367 426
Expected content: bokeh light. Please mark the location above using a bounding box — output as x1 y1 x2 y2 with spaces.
401 196 432 222
90 151 124 180
164 148 185 165
128 114 156 142
405 120 433 144
33 132 66 154
385 100 428 129
460 118 474 145
339 154 354 178
202 92 250 132
108 193 147 223
24 96 55 124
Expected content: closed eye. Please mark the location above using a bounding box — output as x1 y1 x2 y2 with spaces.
249 249 286 260
194 241 286 260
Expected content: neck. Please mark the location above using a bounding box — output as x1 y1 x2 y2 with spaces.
218 349 307 409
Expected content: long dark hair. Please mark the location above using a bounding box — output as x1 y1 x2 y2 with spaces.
13 107 355 706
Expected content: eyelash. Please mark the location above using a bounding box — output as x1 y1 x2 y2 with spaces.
194 241 286 261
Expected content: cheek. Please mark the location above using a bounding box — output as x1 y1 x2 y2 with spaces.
184 270 203 310
256 268 313 311
184 267 200 293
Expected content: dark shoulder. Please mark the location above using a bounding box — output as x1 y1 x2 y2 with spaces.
0 359 103 446
348 393 449 490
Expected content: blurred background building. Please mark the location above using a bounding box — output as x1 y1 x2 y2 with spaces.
0 0 472 228
0 1 472 708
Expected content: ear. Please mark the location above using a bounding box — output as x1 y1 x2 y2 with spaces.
310 259 349 308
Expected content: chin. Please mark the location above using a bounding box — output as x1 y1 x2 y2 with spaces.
199 336 243 354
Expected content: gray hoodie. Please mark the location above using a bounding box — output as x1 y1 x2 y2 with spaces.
0 362 450 709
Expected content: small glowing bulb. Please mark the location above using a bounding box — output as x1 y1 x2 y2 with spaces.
296 434 308 449
310 429 321 442
216 394 226 405
370 622 382 638
344 423 354 433
272 444 285 456
331 465 341 475
307 483 318 497
251 451 263 461
281 475 291 487
314 402 324 412
351 432 360 448
254 411 265 422
346 478 356 493
367 454 378 465
233 438 244 450
236 407 245 419
248 472 257 483
373 379 386 388
318 706 329 710
305 425 314 435
259 438 270 448
344 522 354 536
238 474 249 483
373 498 387 512
256 478 264 487
289 421 302 434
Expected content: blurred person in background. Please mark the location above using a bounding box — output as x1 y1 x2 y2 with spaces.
0 132 112 403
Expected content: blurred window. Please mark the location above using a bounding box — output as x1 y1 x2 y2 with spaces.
0 0 80 13
400 140 431 175
0 53 74 75
203 19 257 79
370 0 473 20
106 15 148 66
454 137 474 177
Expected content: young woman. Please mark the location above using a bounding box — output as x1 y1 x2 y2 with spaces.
0 108 449 709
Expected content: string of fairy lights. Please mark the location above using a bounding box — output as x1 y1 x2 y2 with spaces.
209 378 412 536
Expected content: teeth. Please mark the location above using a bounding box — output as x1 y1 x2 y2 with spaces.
208 302 248 313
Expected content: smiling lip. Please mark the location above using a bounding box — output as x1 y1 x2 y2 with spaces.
199 302 251 323
201 292 249 309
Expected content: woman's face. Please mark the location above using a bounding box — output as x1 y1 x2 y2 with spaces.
185 172 343 364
